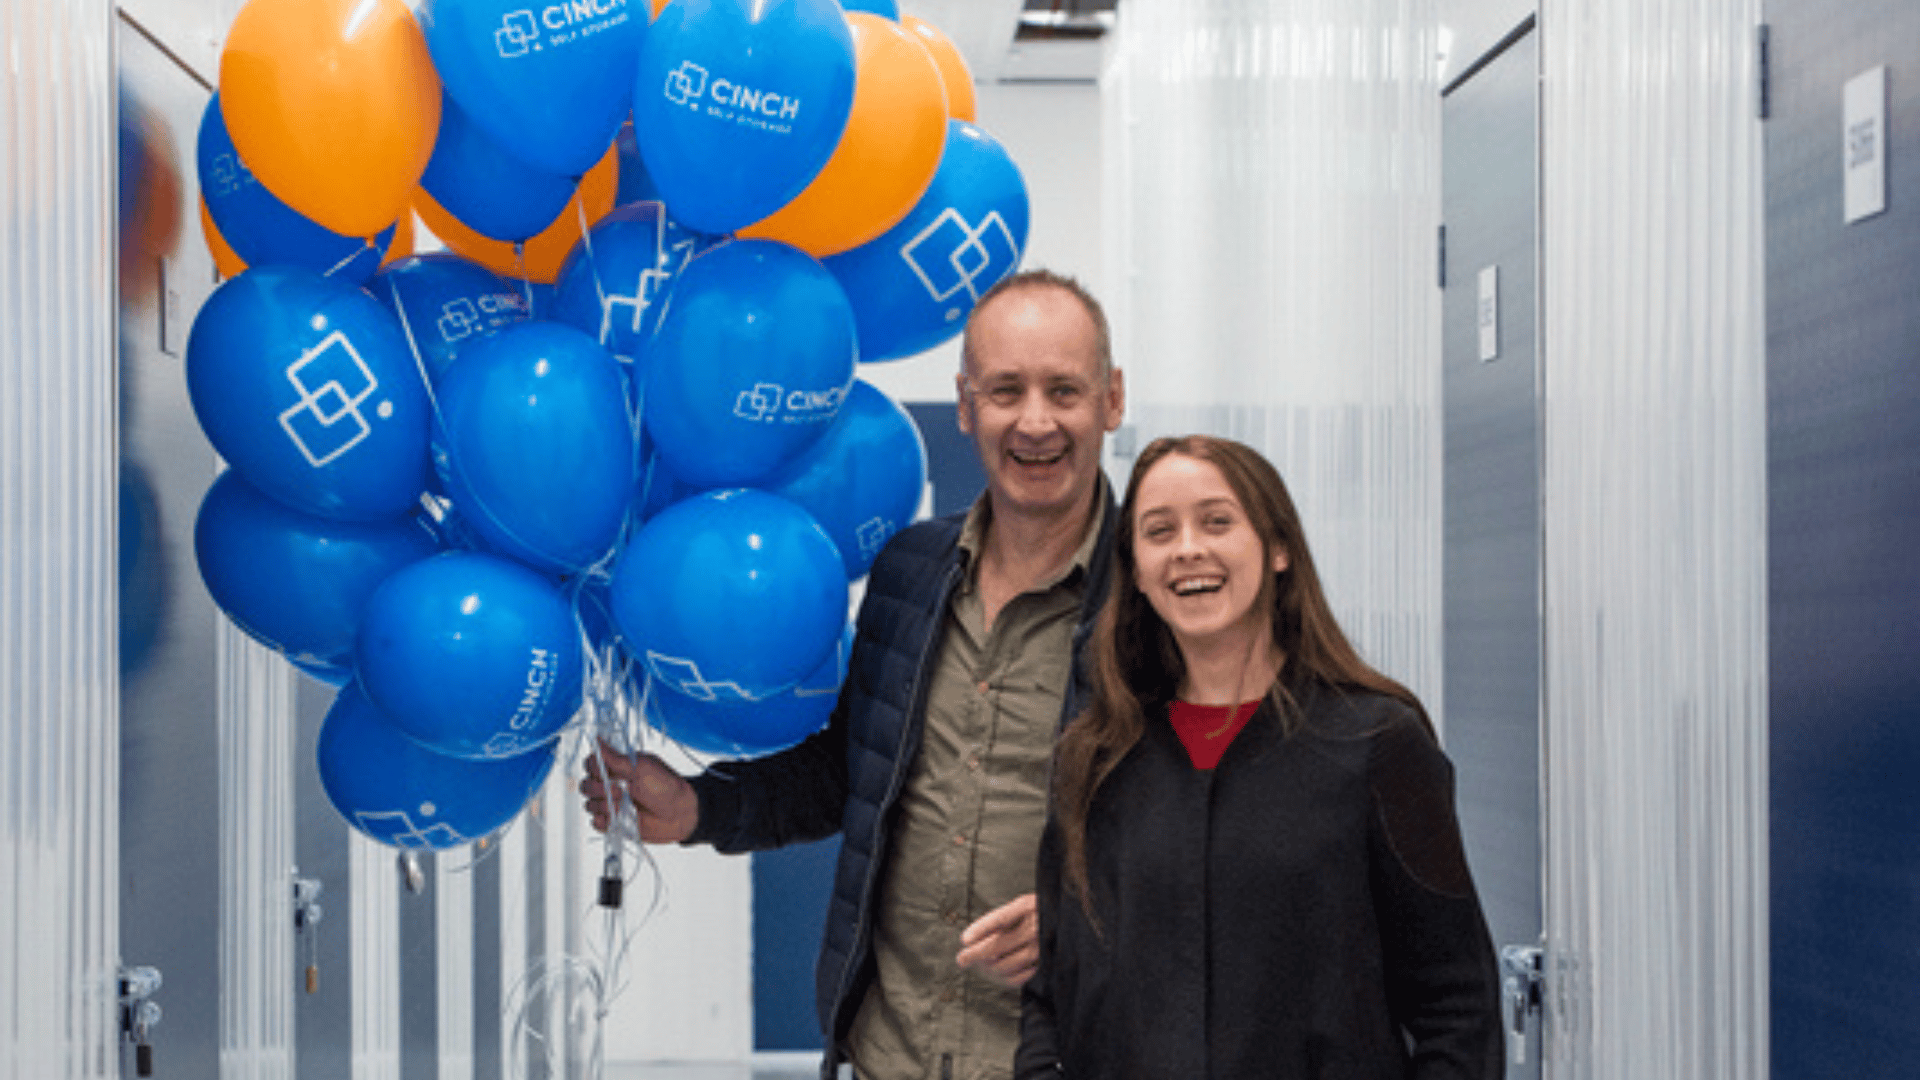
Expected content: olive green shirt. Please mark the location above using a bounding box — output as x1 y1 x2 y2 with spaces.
845 492 1107 1080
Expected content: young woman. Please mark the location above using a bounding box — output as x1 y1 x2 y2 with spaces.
1017 435 1502 1079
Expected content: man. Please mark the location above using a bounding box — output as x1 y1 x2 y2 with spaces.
581 269 1125 1080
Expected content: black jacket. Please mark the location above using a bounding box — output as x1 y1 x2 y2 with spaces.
687 494 1117 1078
1018 683 1503 1080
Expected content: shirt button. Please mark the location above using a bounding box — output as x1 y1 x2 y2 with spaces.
946 910 964 926
967 755 981 771
976 680 990 694
953 833 968 847
939 989 957 1003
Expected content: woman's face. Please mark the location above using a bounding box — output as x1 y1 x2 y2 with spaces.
1130 453 1287 655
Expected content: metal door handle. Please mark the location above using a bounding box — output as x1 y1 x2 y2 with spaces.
1500 943 1544 1065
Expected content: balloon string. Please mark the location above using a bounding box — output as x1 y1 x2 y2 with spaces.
321 237 372 279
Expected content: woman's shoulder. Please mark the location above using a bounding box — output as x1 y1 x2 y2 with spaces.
1298 681 1432 743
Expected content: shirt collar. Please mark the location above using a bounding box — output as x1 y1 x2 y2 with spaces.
957 474 1112 594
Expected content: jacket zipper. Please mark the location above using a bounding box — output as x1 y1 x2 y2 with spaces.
829 557 965 1052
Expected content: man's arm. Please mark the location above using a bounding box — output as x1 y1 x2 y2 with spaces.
579 695 854 853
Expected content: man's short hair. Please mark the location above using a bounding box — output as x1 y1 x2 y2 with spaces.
960 269 1113 378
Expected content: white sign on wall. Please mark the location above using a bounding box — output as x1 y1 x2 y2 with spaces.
1843 65 1887 224
1478 264 1500 362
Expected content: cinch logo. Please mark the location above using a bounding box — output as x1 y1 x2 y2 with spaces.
665 60 708 106
505 648 555 732
647 652 761 703
541 0 623 30
598 229 697 348
733 382 845 423
437 298 481 342
495 10 539 56
600 268 672 344
207 153 254 198
901 209 1021 310
354 809 466 850
278 331 392 468
854 517 894 561
665 60 802 125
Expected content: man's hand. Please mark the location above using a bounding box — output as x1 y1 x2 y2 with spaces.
957 893 1039 988
579 739 699 844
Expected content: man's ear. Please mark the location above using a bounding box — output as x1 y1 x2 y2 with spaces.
955 372 974 434
1104 367 1126 432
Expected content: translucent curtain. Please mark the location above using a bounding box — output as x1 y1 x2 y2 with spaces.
218 624 298 1078
1537 2 1768 1077
351 834 403 1080
1103 0 1444 705
0 0 120 1073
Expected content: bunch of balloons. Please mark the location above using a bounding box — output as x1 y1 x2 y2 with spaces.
186 0 1032 851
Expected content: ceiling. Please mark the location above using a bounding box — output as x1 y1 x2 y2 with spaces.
899 0 1116 84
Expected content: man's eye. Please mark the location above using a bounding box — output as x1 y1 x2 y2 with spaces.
1049 385 1083 404
988 386 1022 405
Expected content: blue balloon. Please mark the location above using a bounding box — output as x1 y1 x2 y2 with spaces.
356 551 584 759
524 280 559 320
632 449 703 522
550 201 713 364
646 623 849 756
420 90 582 242
186 266 431 521
196 95 397 283
643 240 856 486
839 0 897 17
613 120 662 205
369 253 533 385
609 489 847 701
433 322 637 573
195 468 442 669
292 658 353 688
823 120 1030 362
759 379 926 579
632 0 856 234
418 0 646 177
317 684 557 850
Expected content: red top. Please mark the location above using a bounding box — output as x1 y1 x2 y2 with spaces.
1166 699 1261 770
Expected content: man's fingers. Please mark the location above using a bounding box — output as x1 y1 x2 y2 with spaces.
961 893 1037 945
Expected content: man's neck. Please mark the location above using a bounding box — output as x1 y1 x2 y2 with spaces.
975 490 1097 628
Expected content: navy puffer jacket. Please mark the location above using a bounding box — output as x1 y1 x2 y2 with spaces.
686 495 1116 1079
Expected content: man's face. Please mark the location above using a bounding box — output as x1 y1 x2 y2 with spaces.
957 286 1124 526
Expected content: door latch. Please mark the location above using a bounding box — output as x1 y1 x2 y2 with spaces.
119 964 163 1077
1500 943 1544 1065
293 872 324 994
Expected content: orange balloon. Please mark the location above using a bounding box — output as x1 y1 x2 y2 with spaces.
737 12 949 257
219 0 440 238
382 212 417 266
199 198 249 279
901 15 976 122
651 0 669 16
414 148 619 284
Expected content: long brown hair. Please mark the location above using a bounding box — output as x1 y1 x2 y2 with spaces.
1051 435 1432 918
